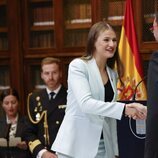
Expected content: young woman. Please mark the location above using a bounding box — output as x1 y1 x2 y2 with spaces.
52 21 147 158
0 88 31 158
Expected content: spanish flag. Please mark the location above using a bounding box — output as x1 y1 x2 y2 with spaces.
117 0 147 100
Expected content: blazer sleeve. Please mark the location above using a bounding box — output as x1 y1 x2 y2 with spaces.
68 59 124 120
25 94 45 157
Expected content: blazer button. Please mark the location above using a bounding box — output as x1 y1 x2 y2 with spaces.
56 121 60 125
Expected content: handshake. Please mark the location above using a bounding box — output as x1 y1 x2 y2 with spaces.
124 103 147 120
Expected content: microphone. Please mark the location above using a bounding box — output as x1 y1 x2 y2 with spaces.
132 76 147 101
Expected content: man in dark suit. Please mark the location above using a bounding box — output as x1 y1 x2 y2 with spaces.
144 13 158 158
25 57 67 158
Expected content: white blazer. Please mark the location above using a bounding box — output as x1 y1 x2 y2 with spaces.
52 58 125 158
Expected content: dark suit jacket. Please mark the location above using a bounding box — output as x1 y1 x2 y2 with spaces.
0 114 31 158
25 85 67 157
145 52 158 158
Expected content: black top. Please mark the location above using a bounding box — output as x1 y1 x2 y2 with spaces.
101 79 114 139
104 79 114 102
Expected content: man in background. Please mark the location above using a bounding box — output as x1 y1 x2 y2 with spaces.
145 13 158 158
25 57 67 158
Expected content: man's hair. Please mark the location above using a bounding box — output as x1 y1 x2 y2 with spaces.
41 57 62 70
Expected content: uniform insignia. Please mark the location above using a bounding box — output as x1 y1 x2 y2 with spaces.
36 113 40 121
39 106 42 111
29 140 41 153
34 107 37 112
38 102 41 106
58 105 66 109
36 96 40 101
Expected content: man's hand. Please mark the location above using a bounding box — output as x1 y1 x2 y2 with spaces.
125 103 147 120
42 151 57 158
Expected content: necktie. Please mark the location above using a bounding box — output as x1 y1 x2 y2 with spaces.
50 92 55 100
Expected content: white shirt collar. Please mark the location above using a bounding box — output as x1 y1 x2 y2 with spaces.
6 114 18 124
46 84 62 98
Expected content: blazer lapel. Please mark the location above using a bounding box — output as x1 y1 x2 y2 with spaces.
16 115 23 137
106 66 117 101
0 117 8 138
88 58 117 101
40 89 50 108
44 86 65 116
87 58 105 101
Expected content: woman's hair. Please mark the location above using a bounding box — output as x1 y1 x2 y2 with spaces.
82 21 124 81
155 11 158 24
0 88 19 102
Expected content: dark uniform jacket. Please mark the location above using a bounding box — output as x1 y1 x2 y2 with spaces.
145 52 158 158
25 85 67 157
0 114 31 158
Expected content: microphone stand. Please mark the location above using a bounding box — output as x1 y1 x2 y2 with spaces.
129 76 147 139
132 76 147 101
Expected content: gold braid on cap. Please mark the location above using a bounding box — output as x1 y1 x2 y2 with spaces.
27 93 50 147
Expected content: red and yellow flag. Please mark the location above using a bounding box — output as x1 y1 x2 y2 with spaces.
117 0 147 100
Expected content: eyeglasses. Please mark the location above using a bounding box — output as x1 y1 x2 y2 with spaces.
150 25 158 33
